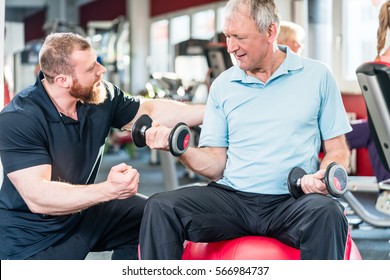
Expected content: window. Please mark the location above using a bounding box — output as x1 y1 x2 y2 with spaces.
305 0 386 92
342 0 385 86
192 9 215 40
216 6 226 32
150 19 169 74
170 15 190 45
149 3 227 75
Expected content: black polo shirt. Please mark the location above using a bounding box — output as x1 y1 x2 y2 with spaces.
0 72 139 259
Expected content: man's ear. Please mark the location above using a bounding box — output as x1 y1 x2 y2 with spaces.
54 75 71 88
268 22 278 43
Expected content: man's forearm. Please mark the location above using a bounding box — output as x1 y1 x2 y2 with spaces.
320 148 351 170
179 147 226 181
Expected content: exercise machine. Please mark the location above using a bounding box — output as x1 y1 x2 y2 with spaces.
347 61 390 228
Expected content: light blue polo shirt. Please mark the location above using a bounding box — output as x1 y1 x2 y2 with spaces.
199 46 352 194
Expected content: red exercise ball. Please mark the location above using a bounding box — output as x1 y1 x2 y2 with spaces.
182 234 362 260
182 236 300 260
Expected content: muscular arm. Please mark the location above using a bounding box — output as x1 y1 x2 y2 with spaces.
120 98 205 157
7 163 139 216
179 146 227 181
123 98 205 129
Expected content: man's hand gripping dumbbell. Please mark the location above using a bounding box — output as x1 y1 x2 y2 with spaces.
287 162 348 198
124 114 191 157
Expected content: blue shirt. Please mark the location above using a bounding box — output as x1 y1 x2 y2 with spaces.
199 46 352 194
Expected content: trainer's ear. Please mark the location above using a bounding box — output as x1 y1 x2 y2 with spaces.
54 74 71 89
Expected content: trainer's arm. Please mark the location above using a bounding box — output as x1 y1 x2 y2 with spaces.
7 163 139 216
124 98 205 130
179 146 227 181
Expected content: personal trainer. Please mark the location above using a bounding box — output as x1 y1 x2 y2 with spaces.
139 0 352 260
0 32 204 260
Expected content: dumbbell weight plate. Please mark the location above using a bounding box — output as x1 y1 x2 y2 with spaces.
323 162 348 198
169 122 191 157
287 167 307 199
131 114 153 148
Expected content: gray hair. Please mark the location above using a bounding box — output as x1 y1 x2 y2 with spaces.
224 0 280 33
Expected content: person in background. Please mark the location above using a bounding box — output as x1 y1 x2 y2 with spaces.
0 32 204 260
276 20 305 56
139 0 352 260
377 0 390 64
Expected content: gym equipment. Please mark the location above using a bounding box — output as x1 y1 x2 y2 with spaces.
287 162 348 198
131 114 191 157
182 232 361 260
356 62 390 174
345 61 390 228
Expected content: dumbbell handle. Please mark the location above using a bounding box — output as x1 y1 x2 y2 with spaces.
294 176 326 187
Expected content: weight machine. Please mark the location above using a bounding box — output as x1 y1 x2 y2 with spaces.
345 61 390 228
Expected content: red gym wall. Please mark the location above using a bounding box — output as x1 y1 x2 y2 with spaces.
24 0 224 43
150 0 225 17
79 0 127 31
24 9 46 43
24 0 128 43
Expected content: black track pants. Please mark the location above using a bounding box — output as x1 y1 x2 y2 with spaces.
28 194 146 260
139 182 348 260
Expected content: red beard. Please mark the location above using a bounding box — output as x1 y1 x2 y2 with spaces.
70 79 107 105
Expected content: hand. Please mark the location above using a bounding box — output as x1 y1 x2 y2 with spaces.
145 122 171 151
106 163 139 200
299 169 328 195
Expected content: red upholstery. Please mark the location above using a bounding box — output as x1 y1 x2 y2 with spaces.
182 232 362 260
116 134 133 145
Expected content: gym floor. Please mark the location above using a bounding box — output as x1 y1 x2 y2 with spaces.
86 146 390 260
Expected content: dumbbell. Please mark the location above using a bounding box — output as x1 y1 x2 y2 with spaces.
131 114 191 157
287 162 348 198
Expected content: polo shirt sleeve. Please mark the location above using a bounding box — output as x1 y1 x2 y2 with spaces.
198 81 229 148
0 111 51 174
105 82 140 129
318 67 352 140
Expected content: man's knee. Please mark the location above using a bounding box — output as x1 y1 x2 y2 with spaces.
304 195 346 223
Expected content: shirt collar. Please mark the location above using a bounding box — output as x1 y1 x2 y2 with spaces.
32 72 62 122
230 45 303 86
